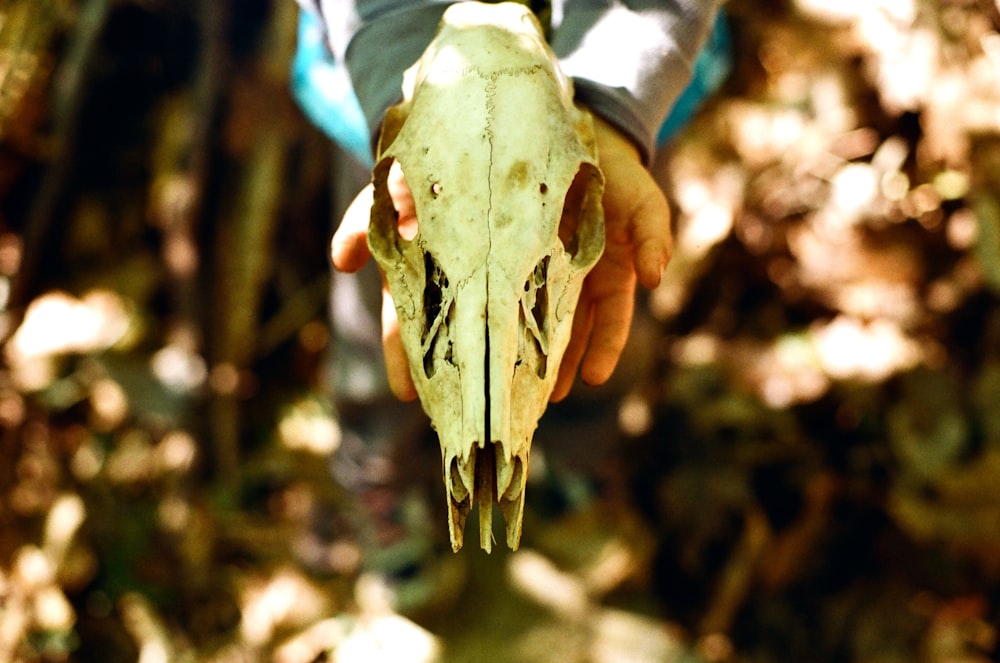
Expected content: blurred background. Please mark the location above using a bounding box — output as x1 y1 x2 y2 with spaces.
2 0 1000 661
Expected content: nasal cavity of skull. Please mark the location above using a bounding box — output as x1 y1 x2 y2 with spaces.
519 256 549 378
388 159 418 240
422 252 455 378
558 164 595 257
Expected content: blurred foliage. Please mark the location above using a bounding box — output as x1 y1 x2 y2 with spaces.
1 0 1000 661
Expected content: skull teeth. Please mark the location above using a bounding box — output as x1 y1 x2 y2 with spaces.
497 451 527 550
444 446 528 552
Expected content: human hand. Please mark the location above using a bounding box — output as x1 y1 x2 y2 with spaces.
331 160 421 401
330 116 672 403
549 115 671 401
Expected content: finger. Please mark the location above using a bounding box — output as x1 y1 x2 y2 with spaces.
629 188 672 289
380 285 418 401
331 184 374 273
592 114 672 290
580 276 635 386
550 299 594 402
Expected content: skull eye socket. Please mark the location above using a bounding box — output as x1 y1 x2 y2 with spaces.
390 160 419 241
372 158 419 244
558 162 602 265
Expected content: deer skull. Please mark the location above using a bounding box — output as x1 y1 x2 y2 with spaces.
367 1 604 551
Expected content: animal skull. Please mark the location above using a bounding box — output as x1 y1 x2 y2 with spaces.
367 1 604 551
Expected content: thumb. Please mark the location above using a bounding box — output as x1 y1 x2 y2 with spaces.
331 183 374 273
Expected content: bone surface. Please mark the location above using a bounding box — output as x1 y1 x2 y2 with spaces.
367 1 605 552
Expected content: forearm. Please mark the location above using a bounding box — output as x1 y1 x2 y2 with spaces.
552 0 722 163
347 3 451 147
318 0 721 161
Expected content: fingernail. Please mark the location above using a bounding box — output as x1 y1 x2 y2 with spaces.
656 252 669 281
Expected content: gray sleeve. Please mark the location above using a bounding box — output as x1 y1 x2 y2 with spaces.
550 0 722 163
340 2 453 147
328 0 719 162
